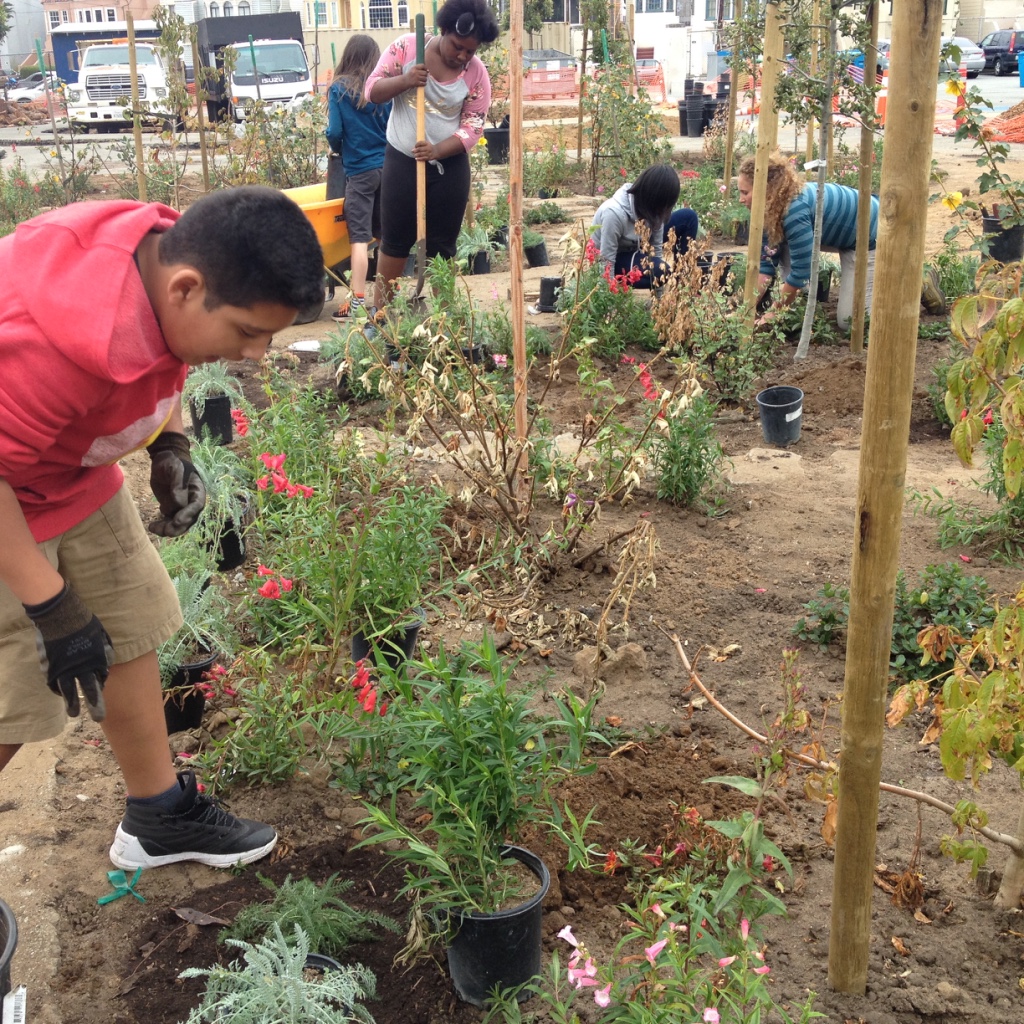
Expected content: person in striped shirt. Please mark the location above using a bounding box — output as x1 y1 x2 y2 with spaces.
738 153 879 332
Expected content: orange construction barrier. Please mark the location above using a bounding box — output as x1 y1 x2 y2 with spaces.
523 66 578 100
875 69 888 127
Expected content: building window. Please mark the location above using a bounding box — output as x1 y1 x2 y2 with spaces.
224 1 233 13
329 1 338 25
62 10 70 21
397 0 408 24
665 0 673 10
239 0 250 12
368 0 393 29
210 2 219 14
93 8 103 21
106 8 115 20
704 0 734 18
646 0 664 11
49 10 61 27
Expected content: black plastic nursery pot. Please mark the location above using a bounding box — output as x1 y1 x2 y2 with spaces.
537 188 560 200
189 395 233 446
216 497 253 572
756 386 804 447
446 846 550 1006
685 93 704 138
816 270 832 302
982 215 1024 263
483 125 510 164
0 896 16 998
461 344 486 364
524 241 549 268
470 250 491 275
163 650 217 733
537 276 562 312
305 953 344 973
351 617 424 674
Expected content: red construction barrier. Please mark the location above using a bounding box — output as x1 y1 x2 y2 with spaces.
523 66 578 100
634 61 667 103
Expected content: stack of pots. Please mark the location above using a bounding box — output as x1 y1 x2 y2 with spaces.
685 81 705 138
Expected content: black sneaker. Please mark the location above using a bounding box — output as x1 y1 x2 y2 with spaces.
109 771 277 870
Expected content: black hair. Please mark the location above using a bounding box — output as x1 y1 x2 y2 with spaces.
436 0 500 45
158 186 324 312
628 164 681 227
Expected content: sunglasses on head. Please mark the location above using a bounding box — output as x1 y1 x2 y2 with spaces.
455 12 475 35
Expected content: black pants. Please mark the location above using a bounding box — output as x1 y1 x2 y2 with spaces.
379 143 471 261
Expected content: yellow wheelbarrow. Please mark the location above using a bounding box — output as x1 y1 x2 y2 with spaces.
282 183 353 324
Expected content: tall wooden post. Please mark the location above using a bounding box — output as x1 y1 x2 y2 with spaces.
126 13 147 202
191 27 211 193
576 27 588 161
827 0 943 994
849 0 879 353
509 0 528 501
721 0 743 198
742 0 784 310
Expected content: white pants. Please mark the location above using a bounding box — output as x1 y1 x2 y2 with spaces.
777 243 875 332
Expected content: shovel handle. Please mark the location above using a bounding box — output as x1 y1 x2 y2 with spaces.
415 15 426 251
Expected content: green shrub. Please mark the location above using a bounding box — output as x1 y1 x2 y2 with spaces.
650 393 727 508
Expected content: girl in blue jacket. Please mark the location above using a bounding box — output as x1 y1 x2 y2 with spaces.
326 36 392 320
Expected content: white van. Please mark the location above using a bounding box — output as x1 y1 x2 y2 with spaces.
226 38 312 122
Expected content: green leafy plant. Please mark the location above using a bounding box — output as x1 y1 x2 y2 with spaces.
355 635 602 918
179 923 378 1024
189 435 254 553
183 362 245 421
793 581 850 651
525 200 569 225
929 236 980 303
455 223 498 273
650 391 727 509
221 875 400 957
522 227 545 249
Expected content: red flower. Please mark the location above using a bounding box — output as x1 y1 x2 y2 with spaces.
260 452 286 471
379 702 389 716
643 845 664 867
271 471 289 494
258 579 282 599
603 850 619 874
619 167 627 177
983 407 994 425
257 564 275 576
762 855 776 873
280 577 294 592
256 476 269 490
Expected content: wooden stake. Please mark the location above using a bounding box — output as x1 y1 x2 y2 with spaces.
826 0 943 994
509 0 528 504
127 12 147 203
191 27 210 193
742 0 783 312
805 0 820 168
577 27 588 162
721 0 743 199
849 0 879 353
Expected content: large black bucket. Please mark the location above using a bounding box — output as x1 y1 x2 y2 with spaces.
446 847 550 1006
351 616 424 674
538 276 562 312
756 386 804 447
189 395 233 446
686 94 704 138
982 215 1024 263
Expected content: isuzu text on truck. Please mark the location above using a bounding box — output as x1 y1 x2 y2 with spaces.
64 39 172 131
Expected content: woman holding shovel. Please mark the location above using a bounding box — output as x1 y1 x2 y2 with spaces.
365 0 499 322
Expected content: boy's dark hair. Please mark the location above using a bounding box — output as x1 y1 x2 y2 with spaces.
436 0 499 44
158 186 324 312
628 164 681 227
333 34 381 108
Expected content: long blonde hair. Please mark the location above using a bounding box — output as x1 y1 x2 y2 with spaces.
738 153 805 246
332 34 380 109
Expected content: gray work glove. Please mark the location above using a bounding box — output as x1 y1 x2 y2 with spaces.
147 431 206 537
24 583 112 722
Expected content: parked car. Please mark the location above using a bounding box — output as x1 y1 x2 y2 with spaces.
940 37 986 77
14 70 58 88
979 29 1024 76
7 80 49 103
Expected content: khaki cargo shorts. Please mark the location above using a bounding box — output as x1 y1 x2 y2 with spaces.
0 484 183 745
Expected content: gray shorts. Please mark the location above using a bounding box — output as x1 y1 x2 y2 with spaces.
343 168 382 245
0 484 182 744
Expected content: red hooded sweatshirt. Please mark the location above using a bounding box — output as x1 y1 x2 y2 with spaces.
0 200 187 541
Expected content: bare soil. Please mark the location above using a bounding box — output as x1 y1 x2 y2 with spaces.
3 149 1024 1024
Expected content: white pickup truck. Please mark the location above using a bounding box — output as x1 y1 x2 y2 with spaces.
65 41 171 131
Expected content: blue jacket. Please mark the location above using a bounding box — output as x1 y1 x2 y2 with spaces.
325 81 390 178
760 183 879 289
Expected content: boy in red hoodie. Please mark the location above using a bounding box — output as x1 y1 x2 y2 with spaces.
0 186 323 869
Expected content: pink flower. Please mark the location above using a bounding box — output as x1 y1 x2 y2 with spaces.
257 565 275 576
594 984 611 1007
378 702 389 716
260 452 286 471
740 918 749 941
256 476 269 490
223 687 238 697
702 1010 721 1024
718 955 737 968
257 579 281 599
492 354 508 367
753 964 771 975
280 577 294 592
558 925 578 947
959 554 972 563
645 938 668 964
271 472 289 494
295 484 314 498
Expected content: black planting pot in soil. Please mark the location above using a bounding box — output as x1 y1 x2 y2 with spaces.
982 215 1024 263
490 225 509 248
163 650 216 733
524 241 549 268
461 344 486 364
817 270 833 302
483 124 510 164
446 846 550 1006
216 496 253 572
537 276 562 312
305 953 344 973
469 250 491 275
537 188 559 199
189 395 233 446
0 896 16 999
351 617 424 674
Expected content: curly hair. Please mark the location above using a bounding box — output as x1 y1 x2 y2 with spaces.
738 153 805 246
436 0 500 44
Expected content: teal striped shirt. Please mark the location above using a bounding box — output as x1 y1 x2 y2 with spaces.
760 183 879 288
